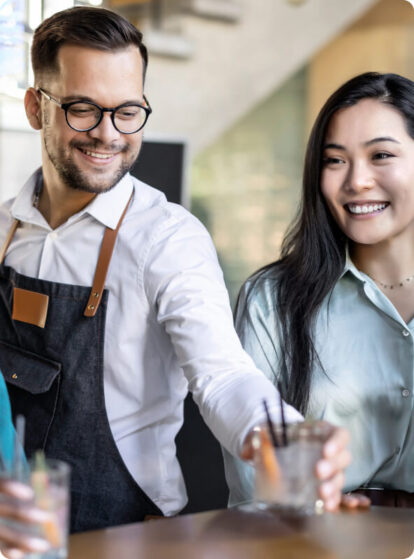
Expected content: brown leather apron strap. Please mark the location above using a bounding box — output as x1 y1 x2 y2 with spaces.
84 193 133 317
0 194 132 317
0 219 19 265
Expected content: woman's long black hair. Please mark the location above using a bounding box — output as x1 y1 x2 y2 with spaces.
238 72 414 414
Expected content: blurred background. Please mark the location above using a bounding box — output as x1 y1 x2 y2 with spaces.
1 0 414 515
1 0 413 305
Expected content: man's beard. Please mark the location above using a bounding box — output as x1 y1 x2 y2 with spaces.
43 131 139 194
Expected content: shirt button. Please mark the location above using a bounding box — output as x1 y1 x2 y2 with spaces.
402 389 410 398
402 330 410 337
49 231 58 240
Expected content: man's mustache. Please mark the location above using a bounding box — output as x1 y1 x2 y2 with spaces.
70 140 130 153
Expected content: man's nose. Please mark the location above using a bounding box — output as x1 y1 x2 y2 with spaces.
87 112 121 145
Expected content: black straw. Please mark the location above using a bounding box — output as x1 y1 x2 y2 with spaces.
279 389 288 447
262 399 279 448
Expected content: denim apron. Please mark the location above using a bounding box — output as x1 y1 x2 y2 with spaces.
0 195 162 532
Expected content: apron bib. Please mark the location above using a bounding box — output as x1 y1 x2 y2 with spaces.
0 197 162 532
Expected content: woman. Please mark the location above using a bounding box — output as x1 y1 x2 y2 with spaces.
0 373 50 558
224 72 414 508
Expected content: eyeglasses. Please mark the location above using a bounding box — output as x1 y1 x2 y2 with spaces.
37 88 152 134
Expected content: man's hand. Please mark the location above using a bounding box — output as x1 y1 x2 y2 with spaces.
0 479 51 559
302 426 369 510
315 426 352 511
242 422 369 512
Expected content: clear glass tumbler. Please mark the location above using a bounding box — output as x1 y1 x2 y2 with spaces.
254 421 331 515
27 458 71 559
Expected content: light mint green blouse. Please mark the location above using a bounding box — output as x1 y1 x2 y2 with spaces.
223 258 414 506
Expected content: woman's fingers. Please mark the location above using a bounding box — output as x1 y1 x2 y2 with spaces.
0 480 51 555
0 498 51 524
1 547 25 559
0 522 50 554
0 480 33 501
341 493 371 509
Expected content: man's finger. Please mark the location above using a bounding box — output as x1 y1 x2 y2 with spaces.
324 492 342 512
319 471 345 501
322 427 350 459
316 447 351 481
319 471 346 511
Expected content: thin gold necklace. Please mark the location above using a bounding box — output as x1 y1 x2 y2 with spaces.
368 272 414 290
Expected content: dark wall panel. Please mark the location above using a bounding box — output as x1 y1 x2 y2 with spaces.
130 140 185 204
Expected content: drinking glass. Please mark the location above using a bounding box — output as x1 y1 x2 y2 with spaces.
254 421 331 515
27 458 71 559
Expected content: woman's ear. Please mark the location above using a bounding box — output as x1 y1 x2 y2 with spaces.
24 88 42 130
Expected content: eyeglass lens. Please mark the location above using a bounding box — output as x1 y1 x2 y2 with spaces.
67 103 147 133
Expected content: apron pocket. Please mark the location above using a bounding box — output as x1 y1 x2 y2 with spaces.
0 340 62 456
0 340 61 393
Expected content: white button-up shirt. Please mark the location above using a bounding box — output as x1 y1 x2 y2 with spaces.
0 169 301 515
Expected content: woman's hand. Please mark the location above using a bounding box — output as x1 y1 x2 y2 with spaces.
0 478 51 559
340 492 371 509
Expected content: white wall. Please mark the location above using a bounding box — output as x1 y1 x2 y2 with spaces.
144 0 378 152
0 98 41 202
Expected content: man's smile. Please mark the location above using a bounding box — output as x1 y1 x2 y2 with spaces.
79 148 118 160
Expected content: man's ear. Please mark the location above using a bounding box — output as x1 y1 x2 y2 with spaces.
24 88 42 130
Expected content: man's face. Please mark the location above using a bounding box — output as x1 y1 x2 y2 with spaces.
39 44 145 194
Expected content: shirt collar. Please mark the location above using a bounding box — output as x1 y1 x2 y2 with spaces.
11 168 45 226
83 173 134 230
11 169 134 231
339 245 368 284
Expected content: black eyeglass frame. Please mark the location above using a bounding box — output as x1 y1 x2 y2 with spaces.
37 88 152 134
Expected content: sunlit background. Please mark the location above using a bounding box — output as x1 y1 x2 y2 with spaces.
1 0 413 305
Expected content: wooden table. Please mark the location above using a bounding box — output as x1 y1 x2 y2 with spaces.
68 506 414 559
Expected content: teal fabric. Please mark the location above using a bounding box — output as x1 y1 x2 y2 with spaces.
224 257 414 506
0 372 16 472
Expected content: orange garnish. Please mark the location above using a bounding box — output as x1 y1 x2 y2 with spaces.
258 429 281 484
42 516 61 548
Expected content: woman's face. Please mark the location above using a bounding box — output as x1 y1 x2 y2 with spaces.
321 98 414 247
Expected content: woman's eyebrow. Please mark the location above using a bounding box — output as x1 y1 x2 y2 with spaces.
323 143 345 150
364 136 400 146
323 137 400 150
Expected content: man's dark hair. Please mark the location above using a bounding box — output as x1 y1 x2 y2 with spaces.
31 6 148 83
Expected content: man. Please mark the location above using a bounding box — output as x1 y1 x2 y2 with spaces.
0 6 352 551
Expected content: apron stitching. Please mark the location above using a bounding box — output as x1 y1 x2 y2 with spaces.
42 374 61 450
